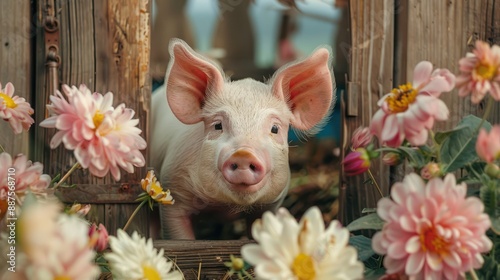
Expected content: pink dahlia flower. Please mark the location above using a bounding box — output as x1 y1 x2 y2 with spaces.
40 84 147 181
0 152 51 202
0 82 34 134
373 173 492 279
370 61 455 147
456 40 500 103
476 125 500 163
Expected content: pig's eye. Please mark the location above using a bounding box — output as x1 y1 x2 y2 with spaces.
214 122 223 131
271 124 279 134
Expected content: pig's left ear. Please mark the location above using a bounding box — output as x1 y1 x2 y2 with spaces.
270 47 335 131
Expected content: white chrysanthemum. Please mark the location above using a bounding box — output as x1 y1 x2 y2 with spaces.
106 229 183 280
242 207 364 280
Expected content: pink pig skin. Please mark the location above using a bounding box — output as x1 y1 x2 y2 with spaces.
151 38 335 239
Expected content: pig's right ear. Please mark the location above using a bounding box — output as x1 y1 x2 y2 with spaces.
165 39 225 124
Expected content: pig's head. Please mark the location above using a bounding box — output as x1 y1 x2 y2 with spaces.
165 39 334 207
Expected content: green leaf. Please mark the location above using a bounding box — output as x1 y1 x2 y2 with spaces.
364 268 386 280
361 208 377 214
346 213 384 232
434 124 468 144
440 115 492 173
348 235 375 261
398 146 426 168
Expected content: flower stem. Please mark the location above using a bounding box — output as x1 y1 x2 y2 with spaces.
469 269 479 280
429 130 441 163
53 162 81 190
367 168 384 198
0 143 5 153
475 96 494 134
122 199 148 232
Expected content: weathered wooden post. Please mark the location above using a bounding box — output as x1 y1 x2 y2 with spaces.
32 0 151 236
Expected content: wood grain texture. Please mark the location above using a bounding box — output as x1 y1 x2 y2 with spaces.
0 0 32 156
154 240 255 280
404 0 500 131
393 0 500 180
33 0 152 236
341 0 395 227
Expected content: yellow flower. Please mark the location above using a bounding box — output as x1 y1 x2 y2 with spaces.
141 170 174 205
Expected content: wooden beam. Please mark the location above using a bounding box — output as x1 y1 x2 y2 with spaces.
154 240 254 280
33 0 152 236
343 0 395 227
0 0 32 156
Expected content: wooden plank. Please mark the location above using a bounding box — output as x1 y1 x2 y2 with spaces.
0 0 31 156
342 0 394 226
33 0 151 236
398 0 500 181
154 240 254 280
93 0 151 236
404 0 500 130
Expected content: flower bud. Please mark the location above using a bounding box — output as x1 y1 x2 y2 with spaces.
382 152 401 166
485 163 500 179
342 148 371 176
88 223 109 252
420 162 441 180
476 126 500 163
351 126 373 149
68 203 91 216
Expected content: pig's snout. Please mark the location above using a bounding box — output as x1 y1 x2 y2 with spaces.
221 149 266 188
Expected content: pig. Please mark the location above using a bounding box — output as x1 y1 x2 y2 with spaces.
151 38 335 239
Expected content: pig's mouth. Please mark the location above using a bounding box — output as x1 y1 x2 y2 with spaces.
227 180 267 194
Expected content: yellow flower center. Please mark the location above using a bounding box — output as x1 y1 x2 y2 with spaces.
0 92 17 108
54 276 71 280
385 83 418 113
474 62 496 81
142 265 161 280
291 253 316 280
420 226 450 255
92 110 105 128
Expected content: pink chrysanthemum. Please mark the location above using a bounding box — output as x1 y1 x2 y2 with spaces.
456 40 500 103
0 152 51 203
373 173 492 279
40 84 147 181
0 82 34 134
370 61 455 147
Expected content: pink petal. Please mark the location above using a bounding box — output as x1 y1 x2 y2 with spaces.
420 77 453 97
405 251 425 275
405 235 421 254
413 61 433 88
381 114 403 147
4 82 15 96
388 241 407 259
426 252 444 271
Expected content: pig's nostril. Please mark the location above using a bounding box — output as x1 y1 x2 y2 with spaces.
230 163 238 171
250 164 256 171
